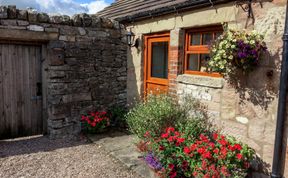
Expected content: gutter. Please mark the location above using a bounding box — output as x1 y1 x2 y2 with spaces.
271 1 288 177
116 0 231 23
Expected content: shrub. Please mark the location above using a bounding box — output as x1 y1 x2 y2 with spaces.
125 94 208 139
81 111 110 134
108 106 127 128
126 95 180 138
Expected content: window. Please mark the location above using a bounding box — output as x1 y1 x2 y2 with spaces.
184 26 223 77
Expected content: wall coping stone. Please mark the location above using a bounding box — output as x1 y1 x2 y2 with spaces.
0 5 125 29
176 74 224 89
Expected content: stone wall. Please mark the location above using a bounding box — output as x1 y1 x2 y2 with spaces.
0 5 127 139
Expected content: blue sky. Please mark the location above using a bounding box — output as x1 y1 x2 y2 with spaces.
0 0 114 15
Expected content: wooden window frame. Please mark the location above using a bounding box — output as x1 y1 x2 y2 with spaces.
184 26 223 77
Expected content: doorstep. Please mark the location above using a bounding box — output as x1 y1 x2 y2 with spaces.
87 130 157 178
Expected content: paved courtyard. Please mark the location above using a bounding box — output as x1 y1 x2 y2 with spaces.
0 134 141 178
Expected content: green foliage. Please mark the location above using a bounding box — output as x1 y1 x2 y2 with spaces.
125 95 179 138
125 94 209 139
108 106 127 127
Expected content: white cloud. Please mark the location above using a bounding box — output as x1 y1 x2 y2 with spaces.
0 0 109 16
82 0 109 14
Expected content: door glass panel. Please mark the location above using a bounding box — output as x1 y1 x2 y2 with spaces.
190 33 201 45
151 42 168 79
188 54 199 71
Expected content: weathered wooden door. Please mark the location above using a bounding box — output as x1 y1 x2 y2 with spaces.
144 34 170 95
0 43 42 139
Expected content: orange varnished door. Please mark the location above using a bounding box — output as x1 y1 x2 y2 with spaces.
144 34 170 95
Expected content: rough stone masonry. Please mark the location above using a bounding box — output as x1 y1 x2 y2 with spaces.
0 5 127 139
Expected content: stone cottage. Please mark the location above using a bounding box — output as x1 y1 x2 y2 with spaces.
97 0 287 176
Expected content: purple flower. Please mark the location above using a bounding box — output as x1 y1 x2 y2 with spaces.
238 52 247 58
144 152 162 170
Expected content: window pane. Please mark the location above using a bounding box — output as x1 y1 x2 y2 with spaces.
188 54 199 71
190 33 201 45
202 33 213 45
215 32 222 40
151 42 168 79
200 54 210 72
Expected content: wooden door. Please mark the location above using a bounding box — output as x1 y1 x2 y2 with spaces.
0 43 42 139
144 34 170 95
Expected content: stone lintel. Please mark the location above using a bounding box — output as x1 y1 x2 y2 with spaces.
176 74 224 89
0 28 58 42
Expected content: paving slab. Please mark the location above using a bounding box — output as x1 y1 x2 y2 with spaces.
88 130 157 178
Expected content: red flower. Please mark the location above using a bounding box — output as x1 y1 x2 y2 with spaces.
233 144 242 151
177 138 185 143
202 160 207 169
244 161 250 169
169 171 177 178
202 151 212 159
182 160 188 169
218 139 228 146
208 142 215 149
197 147 206 154
144 131 150 138
213 148 219 154
174 131 180 136
236 153 243 160
91 122 96 127
220 147 227 155
183 147 191 155
190 144 197 151
168 163 175 170
212 132 218 140
193 172 198 177
166 127 175 133
168 136 174 142
159 145 165 151
161 133 169 139
200 134 209 142
228 145 235 151
221 166 229 176
81 116 87 121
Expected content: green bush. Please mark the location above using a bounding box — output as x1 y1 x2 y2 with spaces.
108 106 127 128
125 94 209 139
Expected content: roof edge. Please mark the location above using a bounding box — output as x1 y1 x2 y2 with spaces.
115 0 231 24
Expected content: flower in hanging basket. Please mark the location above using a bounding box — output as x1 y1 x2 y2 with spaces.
81 111 110 134
209 25 267 75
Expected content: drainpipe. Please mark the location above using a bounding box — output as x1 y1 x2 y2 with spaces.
271 1 288 178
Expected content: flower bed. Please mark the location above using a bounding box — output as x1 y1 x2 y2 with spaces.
126 95 256 178
141 127 255 178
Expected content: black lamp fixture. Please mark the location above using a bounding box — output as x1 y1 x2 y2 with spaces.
126 29 139 48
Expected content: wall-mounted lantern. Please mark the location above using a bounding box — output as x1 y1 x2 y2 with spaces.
126 29 139 48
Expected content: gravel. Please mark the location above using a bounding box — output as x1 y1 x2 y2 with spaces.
0 135 141 178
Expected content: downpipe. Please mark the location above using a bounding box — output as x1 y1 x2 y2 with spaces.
271 1 288 177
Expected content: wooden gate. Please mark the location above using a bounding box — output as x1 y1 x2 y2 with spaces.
0 43 43 139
